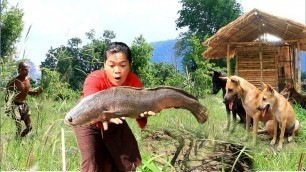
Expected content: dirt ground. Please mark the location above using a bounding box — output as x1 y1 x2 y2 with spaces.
141 128 253 172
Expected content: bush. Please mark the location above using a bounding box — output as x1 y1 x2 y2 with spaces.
41 68 81 101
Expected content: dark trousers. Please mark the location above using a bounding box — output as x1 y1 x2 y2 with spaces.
74 121 142 172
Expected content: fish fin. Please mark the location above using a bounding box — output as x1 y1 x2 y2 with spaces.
102 110 116 115
102 111 127 117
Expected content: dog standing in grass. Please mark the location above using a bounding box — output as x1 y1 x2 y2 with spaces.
257 82 300 151
223 76 274 145
211 70 247 132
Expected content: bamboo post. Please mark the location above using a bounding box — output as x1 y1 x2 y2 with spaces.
297 42 301 93
274 47 278 91
235 51 238 75
259 44 263 82
227 44 230 76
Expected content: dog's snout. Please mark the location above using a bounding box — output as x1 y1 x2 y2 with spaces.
223 96 229 103
256 106 261 110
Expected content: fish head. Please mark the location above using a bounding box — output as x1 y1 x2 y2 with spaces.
194 103 208 124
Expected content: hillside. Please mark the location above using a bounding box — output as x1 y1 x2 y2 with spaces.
26 59 42 80
150 39 184 72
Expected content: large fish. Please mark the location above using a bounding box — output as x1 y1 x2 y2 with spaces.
64 86 208 126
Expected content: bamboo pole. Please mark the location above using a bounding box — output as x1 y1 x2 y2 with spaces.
235 51 238 75
274 47 278 91
259 44 263 82
228 39 301 45
297 42 301 93
227 44 231 76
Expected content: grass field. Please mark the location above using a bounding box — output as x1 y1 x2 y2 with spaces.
1 93 305 171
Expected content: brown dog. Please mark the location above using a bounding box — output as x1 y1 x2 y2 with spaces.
257 82 300 151
223 76 274 145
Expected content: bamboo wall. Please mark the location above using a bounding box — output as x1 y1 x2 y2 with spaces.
235 45 292 91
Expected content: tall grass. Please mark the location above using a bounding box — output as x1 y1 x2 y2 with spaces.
0 96 80 171
0 93 305 171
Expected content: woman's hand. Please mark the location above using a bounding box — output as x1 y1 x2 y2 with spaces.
139 111 156 118
99 111 156 130
102 117 126 130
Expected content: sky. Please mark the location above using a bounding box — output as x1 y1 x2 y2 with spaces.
7 0 306 66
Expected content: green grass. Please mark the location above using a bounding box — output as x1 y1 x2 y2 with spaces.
1 94 305 171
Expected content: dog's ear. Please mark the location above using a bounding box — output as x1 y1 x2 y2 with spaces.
219 76 229 81
213 70 221 76
266 84 274 95
260 82 267 90
230 76 240 86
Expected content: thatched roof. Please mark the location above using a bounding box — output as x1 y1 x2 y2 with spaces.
203 8 306 59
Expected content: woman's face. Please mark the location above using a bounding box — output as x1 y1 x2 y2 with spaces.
104 52 130 86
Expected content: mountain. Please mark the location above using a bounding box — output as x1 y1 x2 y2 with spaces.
150 39 183 72
26 59 42 80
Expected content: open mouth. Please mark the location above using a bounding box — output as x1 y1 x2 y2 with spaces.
229 96 236 110
114 77 121 81
261 104 270 117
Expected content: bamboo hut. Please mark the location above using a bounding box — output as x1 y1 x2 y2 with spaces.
202 8 306 92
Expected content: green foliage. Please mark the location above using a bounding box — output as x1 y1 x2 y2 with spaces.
175 0 242 83
130 35 154 76
302 71 306 81
141 62 185 88
40 30 110 90
141 154 175 172
1 98 80 171
41 68 80 101
176 0 242 38
180 35 216 97
0 0 24 61
0 59 18 91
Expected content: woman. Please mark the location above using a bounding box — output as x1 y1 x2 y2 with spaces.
74 42 154 172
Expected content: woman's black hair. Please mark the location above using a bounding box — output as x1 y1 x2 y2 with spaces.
104 42 132 64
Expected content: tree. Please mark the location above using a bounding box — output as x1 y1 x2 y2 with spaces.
40 47 58 70
176 0 242 38
181 35 218 96
175 0 242 71
302 71 306 81
130 35 153 76
102 30 116 45
40 30 113 90
0 0 24 62
0 1 24 91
